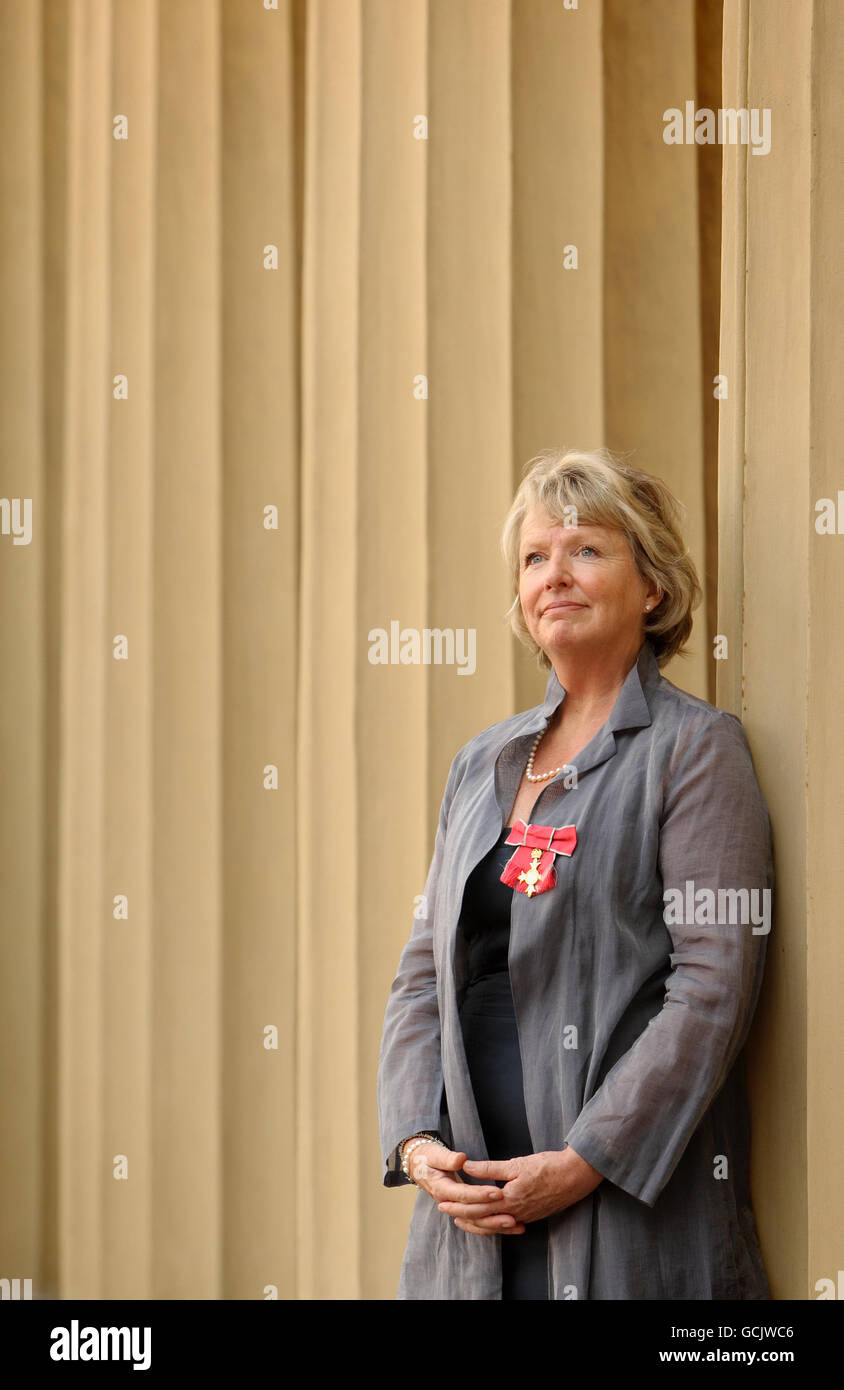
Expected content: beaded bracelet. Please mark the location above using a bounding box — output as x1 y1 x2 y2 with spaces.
400 1133 445 1183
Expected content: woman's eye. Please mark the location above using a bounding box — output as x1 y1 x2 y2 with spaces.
524 546 599 564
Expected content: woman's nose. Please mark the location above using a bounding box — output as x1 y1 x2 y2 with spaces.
544 548 573 585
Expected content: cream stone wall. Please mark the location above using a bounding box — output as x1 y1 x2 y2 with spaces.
0 0 833 1301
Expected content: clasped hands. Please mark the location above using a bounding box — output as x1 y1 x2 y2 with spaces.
407 1142 603 1235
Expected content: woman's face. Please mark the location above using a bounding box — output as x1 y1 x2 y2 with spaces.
518 503 659 665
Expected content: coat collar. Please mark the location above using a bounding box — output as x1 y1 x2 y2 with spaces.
538 636 658 732
486 640 659 875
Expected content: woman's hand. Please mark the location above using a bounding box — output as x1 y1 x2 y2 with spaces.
437 1147 604 1233
406 1143 526 1234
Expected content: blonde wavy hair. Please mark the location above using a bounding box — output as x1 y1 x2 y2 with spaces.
501 447 702 670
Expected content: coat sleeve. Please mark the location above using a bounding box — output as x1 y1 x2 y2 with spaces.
377 747 466 1187
563 709 773 1207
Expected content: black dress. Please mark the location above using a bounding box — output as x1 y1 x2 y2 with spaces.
456 827 550 1300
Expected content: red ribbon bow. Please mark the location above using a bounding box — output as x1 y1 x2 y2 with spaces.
499 818 577 897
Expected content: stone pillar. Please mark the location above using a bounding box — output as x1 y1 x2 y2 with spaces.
719 0 844 1300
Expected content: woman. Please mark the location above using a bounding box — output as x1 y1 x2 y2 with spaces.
377 447 773 1300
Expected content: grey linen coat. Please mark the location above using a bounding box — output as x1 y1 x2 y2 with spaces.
377 638 773 1300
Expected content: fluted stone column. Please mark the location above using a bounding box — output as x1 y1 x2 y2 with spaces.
719 0 844 1301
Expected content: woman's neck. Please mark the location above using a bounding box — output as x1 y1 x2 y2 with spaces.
548 638 643 721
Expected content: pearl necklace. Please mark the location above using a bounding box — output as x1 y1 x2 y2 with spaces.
525 728 567 783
